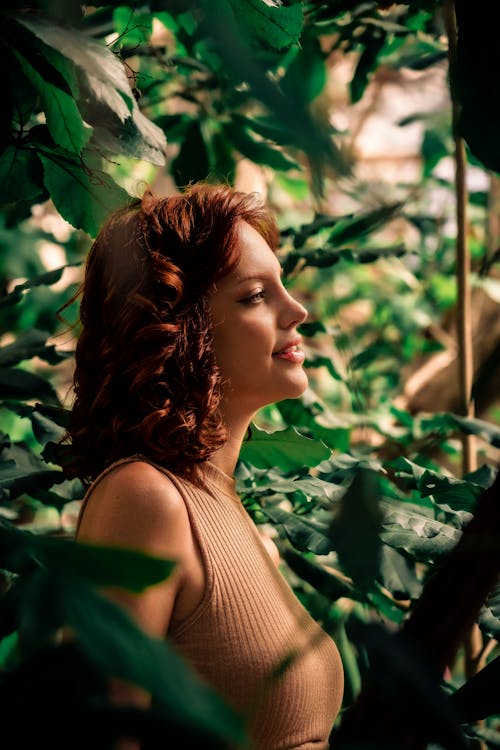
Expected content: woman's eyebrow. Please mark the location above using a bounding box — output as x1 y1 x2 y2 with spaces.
235 268 284 284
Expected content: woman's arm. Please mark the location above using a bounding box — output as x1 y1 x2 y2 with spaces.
76 461 197 747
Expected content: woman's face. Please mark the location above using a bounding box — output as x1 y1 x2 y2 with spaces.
209 221 308 417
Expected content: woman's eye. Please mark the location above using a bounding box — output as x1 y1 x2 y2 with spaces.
240 290 265 304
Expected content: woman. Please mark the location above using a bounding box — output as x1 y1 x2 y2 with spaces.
69 183 344 749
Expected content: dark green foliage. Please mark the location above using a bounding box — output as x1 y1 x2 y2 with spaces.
1 1 500 747
454 0 500 173
451 655 500 723
333 620 469 750
330 470 383 593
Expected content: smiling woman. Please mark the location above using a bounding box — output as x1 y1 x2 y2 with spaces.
66 183 343 750
209 221 308 438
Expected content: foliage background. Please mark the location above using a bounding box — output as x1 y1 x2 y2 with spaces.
0 1 499 748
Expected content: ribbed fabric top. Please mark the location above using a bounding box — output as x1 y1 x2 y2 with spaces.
79 457 344 749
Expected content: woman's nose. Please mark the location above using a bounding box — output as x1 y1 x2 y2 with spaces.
281 291 308 328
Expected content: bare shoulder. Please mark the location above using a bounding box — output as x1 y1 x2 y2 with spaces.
77 460 191 557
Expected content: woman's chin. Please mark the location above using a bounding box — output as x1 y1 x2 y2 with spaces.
280 372 309 400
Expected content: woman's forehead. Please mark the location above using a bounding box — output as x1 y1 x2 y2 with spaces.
231 222 281 280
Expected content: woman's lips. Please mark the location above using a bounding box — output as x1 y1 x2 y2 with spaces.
272 345 305 364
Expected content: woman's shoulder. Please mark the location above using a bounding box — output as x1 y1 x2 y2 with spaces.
91 458 185 507
77 458 191 551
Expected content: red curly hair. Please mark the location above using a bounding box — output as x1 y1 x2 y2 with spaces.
66 183 279 484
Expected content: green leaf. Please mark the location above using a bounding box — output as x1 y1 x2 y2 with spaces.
198 1 349 195
9 46 91 155
380 503 461 563
224 121 298 171
447 414 500 449
478 584 500 640
349 342 394 371
305 353 345 382
366 584 406 626
1 402 65 444
418 470 483 513
0 264 78 308
0 366 59 404
38 149 130 236
18 14 166 166
450 654 500 723
33 403 71 429
350 30 386 104
276 397 351 452
0 631 19 670
298 321 327 336
113 6 153 48
421 128 448 177
281 33 326 103
0 438 64 501
0 329 69 367
232 113 296 148
282 546 354 601
327 203 402 246
0 145 45 206
228 0 303 51
330 470 383 591
40 538 175 593
388 456 428 485
0 519 175 592
61 576 247 745
171 120 209 186
261 505 333 555
379 545 422 601
239 424 330 471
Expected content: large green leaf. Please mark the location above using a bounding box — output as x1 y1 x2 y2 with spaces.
38 149 130 236
380 503 461 562
239 424 330 471
41 539 176 593
9 46 91 155
418 469 483 513
18 14 167 166
340 619 469 749
198 0 349 195
276 397 351 453
0 519 175 593
61 576 247 745
330 470 383 592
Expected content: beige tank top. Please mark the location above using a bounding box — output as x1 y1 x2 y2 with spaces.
78 457 344 749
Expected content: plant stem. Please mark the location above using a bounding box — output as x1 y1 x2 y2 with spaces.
444 0 476 475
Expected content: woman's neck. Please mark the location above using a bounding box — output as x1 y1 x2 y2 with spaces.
209 411 252 477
